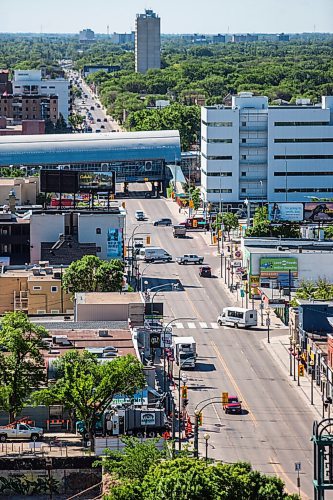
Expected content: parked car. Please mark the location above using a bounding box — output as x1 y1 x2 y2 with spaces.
223 395 242 414
199 265 212 277
176 254 204 265
153 218 172 226
90 106 95 110
0 423 44 442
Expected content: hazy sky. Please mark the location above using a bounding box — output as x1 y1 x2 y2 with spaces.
1 0 333 34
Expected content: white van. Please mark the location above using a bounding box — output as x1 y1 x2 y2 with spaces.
217 307 257 329
138 247 172 262
135 210 145 221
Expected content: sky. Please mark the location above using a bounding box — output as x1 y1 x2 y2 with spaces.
1 0 333 34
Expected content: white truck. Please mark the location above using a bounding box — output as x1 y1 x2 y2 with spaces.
176 254 204 265
0 423 44 442
173 336 197 369
217 307 257 329
138 247 172 262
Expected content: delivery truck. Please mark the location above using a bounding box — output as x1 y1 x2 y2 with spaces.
173 336 197 369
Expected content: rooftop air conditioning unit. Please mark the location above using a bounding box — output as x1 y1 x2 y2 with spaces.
145 161 153 171
53 272 61 279
98 330 109 337
277 246 285 251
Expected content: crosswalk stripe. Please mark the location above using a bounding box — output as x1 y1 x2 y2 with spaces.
199 322 208 328
211 322 219 329
175 322 184 329
187 322 196 329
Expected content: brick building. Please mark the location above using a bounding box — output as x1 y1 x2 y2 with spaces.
0 94 58 124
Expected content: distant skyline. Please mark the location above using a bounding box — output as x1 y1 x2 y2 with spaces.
1 0 333 34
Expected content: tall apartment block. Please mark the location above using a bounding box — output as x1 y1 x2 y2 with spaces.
12 70 71 122
135 9 161 74
201 93 333 205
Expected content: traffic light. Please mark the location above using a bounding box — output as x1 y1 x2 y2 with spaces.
181 385 188 399
193 219 198 228
189 200 194 209
146 236 151 245
218 229 222 239
222 392 229 404
197 412 203 426
298 365 304 377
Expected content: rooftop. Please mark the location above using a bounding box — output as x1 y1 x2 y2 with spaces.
75 292 143 305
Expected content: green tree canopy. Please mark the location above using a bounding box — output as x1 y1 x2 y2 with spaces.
0 312 48 422
33 351 145 449
246 207 300 238
62 255 125 295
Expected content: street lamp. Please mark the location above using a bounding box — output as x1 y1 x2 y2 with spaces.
266 308 271 344
178 358 194 452
127 223 152 283
288 335 293 377
204 433 210 463
138 262 153 292
296 344 301 386
292 340 296 382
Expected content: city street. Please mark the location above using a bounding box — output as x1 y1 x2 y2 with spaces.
125 195 317 499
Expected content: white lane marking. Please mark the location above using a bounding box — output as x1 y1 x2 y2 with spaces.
175 322 184 329
187 322 196 329
199 322 208 328
211 322 219 329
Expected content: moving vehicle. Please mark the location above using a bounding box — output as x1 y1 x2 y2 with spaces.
223 396 242 414
103 118 108 122
217 307 257 328
199 265 212 277
173 336 197 369
77 408 167 438
138 247 172 262
176 254 204 265
90 106 95 110
153 218 172 226
173 225 187 238
95 129 101 133
97 118 101 122
135 210 145 221
101 125 105 129
0 422 44 442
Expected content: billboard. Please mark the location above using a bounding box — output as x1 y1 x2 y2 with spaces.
107 228 123 259
78 172 115 192
260 257 298 273
40 170 78 193
304 203 333 222
268 203 303 222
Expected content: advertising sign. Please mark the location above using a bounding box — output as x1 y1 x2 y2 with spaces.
0 257 10 267
304 203 333 221
78 171 115 192
150 333 160 348
140 412 156 426
112 390 148 406
107 228 123 259
160 331 172 349
268 203 303 222
260 257 298 274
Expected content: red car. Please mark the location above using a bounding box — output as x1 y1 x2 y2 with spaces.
199 265 212 277
223 396 242 414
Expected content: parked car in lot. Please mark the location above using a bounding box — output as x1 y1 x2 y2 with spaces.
0 422 44 442
176 254 204 265
199 265 212 277
223 395 242 414
153 218 172 226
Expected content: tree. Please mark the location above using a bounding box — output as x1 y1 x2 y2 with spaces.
0 312 48 422
68 112 84 132
296 278 333 301
34 351 145 450
246 207 300 238
62 255 124 295
221 213 239 239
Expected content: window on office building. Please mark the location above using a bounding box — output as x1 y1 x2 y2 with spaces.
96 228 101 234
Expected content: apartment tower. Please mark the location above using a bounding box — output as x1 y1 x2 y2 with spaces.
135 9 161 74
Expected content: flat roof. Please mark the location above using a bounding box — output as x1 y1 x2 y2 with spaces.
0 130 181 166
246 248 333 254
75 292 143 305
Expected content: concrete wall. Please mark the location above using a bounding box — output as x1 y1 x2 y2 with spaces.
76 302 144 324
30 214 65 263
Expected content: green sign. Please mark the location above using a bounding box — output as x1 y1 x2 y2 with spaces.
260 257 298 273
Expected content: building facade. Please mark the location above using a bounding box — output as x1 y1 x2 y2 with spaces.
0 263 72 315
79 29 95 43
0 176 39 205
135 10 161 74
12 70 70 121
0 94 58 124
201 93 333 205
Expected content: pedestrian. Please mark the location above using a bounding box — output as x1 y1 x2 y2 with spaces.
179 206 181 213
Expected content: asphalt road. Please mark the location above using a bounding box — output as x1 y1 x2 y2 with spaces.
125 195 317 499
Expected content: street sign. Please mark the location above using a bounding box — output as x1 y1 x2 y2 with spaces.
295 462 302 471
240 289 245 298
150 333 160 348
222 392 229 404
266 318 271 327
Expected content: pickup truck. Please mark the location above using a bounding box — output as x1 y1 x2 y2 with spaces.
176 254 204 265
223 396 242 415
0 423 44 442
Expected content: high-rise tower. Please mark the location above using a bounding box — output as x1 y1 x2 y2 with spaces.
135 9 161 74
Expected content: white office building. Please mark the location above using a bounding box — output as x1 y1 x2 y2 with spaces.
135 10 161 74
201 93 333 205
13 70 71 122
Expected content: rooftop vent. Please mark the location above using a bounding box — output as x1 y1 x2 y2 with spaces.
98 330 109 337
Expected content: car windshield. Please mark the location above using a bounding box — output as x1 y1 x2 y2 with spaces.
228 397 239 403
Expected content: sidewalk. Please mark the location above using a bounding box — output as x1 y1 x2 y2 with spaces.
263 335 323 418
